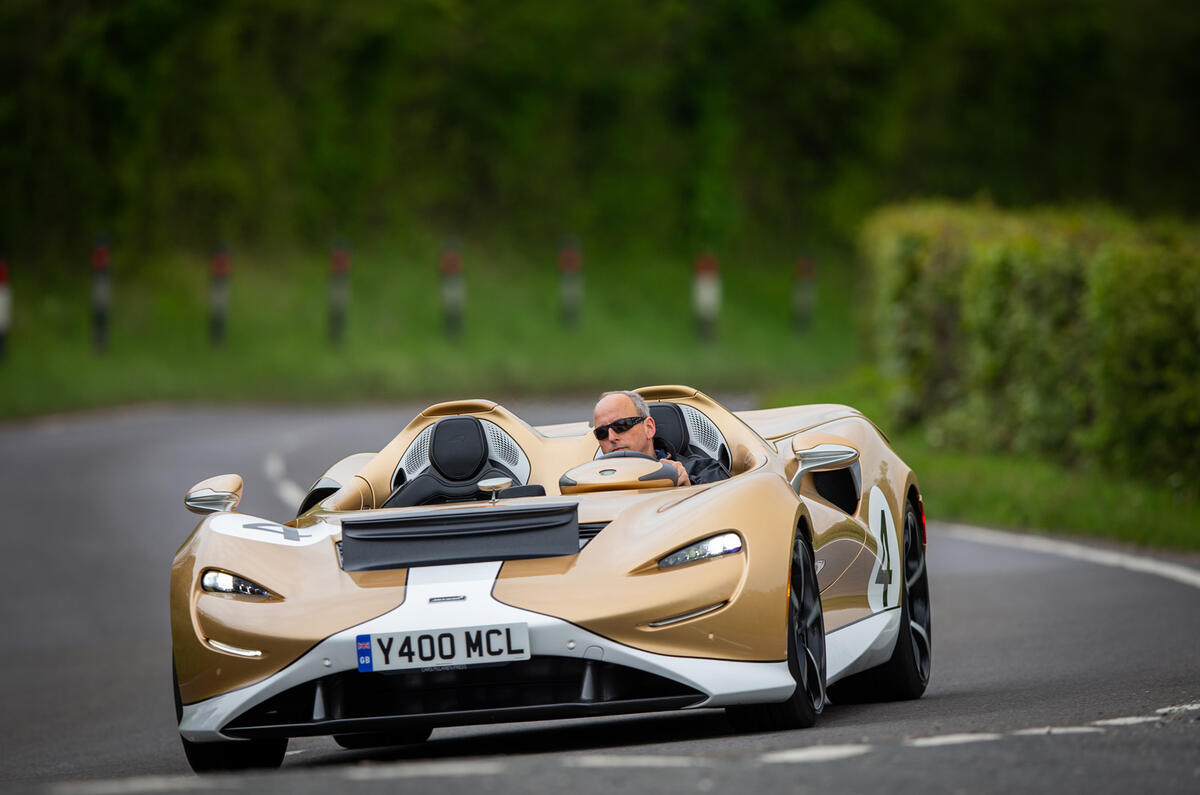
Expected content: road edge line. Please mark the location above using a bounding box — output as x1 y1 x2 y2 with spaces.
934 522 1200 590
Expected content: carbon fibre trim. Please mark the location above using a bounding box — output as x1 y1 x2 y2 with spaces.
340 503 580 571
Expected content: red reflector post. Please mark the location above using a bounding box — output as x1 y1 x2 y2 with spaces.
558 237 582 328
0 257 10 360
90 239 112 353
329 242 351 346
440 242 464 339
692 252 720 341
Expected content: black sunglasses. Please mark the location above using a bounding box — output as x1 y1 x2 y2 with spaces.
593 415 647 440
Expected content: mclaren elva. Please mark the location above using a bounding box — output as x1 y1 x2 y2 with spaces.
170 385 932 771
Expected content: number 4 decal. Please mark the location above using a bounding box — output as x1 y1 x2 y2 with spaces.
867 486 901 612
875 508 893 603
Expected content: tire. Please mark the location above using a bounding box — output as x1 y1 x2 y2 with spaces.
727 532 826 731
181 735 288 772
334 728 433 749
174 657 287 772
827 498 932 703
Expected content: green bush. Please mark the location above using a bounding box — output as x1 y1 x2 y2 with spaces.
863 203 1012 426
863 202 1199 481
1087 240 1200 482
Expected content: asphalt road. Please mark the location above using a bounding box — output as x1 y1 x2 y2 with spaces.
1 404 1197 794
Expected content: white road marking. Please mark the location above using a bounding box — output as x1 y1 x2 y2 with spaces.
264 449 307 511
1156 702 1200 714
564 755 711 768
760 745 873 763
263 452 285 479
264 450 306 510
906 733 1003 747
345 760 506 779
938 523 1200 591
50 776 211 794
1093 716 1162 726
1012 726 1106 736
285 749 307 756
276 478 306 511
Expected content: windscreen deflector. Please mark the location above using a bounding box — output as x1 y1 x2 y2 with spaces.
340 502 580 571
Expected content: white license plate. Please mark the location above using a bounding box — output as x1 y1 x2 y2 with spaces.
356 623 530 672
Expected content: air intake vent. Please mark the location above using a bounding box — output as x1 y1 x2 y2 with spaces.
578 522 609 549
222 657 704 738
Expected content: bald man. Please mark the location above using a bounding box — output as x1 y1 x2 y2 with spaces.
591 390 731 487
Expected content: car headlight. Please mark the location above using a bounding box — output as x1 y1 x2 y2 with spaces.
658 532 743 569
201 569 271 598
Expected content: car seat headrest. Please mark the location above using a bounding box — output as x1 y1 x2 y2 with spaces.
429 417 488 481
649 402 689 456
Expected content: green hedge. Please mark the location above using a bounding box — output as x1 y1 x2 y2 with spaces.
864 202 1199 482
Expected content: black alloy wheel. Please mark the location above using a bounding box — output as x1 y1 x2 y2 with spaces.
900 501 933 689
181 735 288 773
174 659 287 772
788 534 828 721
727 530 826 730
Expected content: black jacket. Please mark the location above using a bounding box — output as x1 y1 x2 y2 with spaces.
653 438 732 485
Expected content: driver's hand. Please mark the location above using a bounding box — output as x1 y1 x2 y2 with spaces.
662 458 690 487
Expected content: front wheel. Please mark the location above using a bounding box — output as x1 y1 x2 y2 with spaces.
174 658 287 772
727 532 826 731
181 735 288 773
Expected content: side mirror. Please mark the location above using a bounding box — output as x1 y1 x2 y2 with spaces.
479 476 514 504
185 474 244 514
790 443 859 492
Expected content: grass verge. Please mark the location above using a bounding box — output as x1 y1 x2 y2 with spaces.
767 372 1200 552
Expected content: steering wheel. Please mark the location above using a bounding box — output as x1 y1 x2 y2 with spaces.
561 450 680 492
598 451 658 462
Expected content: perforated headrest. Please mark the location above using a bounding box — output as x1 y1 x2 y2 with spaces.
650 402 689 455
429 417 488 481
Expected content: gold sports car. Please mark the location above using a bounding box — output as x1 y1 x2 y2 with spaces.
171 385 932 771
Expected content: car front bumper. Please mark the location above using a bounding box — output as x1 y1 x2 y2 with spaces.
180 561 796 742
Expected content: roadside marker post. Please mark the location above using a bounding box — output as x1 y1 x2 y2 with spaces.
91 239 112 353
209 244 231 347
692 252 721 342
329 242 351 346
440 244 464 340
558 238 583 328
0 257 10 360
793 255 817 331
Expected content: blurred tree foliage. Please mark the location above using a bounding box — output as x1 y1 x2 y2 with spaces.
2 0 1197 265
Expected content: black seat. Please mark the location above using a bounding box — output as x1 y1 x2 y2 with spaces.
649 402 732 472
382 416 520 508
649 402 691 456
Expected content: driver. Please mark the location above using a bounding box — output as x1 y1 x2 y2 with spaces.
592 391 731 487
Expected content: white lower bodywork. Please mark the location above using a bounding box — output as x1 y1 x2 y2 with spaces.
825 608 901 682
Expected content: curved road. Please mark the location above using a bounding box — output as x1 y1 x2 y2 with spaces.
1 404 1197 793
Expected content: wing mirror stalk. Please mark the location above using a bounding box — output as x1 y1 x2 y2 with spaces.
185 474 244 514
790 444 859 492
479 476 514 504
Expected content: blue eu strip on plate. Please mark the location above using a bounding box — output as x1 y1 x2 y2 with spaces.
356 634 373 672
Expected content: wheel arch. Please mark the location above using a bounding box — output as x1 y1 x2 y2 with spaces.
903 479 925 545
